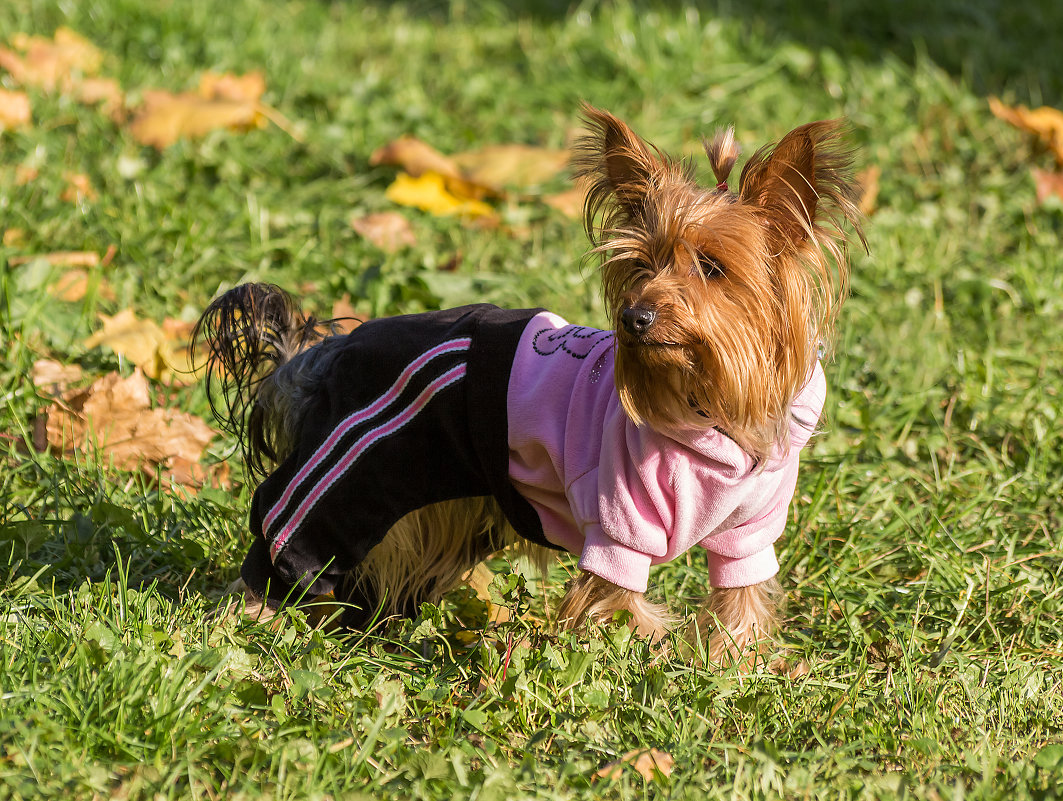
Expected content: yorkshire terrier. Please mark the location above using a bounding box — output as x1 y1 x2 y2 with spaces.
194 104 863 665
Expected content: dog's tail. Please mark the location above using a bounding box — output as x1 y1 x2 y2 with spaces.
192 283 329 478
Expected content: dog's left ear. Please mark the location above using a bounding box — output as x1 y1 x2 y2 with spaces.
738 119 855 253
575 103 665 221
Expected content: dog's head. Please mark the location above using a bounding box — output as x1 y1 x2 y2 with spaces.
575 104 864 459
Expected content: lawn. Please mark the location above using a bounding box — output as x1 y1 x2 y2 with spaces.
2 1 1062 798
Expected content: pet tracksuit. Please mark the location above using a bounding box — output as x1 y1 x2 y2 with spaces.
240 304 825 616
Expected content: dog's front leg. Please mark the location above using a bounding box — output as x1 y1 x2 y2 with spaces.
556 570 673 642
697 579 781 667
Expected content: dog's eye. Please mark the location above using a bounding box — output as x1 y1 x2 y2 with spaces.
697 253 725 278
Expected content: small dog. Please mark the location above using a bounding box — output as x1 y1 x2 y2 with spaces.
195 105 862 664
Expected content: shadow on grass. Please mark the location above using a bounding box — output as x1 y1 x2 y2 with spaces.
369 0 1062 104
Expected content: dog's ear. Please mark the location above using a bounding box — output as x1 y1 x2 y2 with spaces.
738 119 858 253
575 103 664 221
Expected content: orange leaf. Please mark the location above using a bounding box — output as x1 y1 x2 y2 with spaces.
48 268 89 302
350 211 417 252
989 97 1063 165
41 370 215 487
129 88 268 149
61 172 96 204
0 88 31 130
9 251 100 268
0 27 103 91
198 70 266 103
594 749 674 782
1033 169 1063 204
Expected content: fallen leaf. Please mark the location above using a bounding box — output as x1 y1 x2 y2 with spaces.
857 165 881 216
41 370 215 487
1033 168 1063 204
990 97 1063 165
9 251 100 268
385 171 496 219
3 228 25 246
594 749 674 782
14 165 38 185
197 70 266 102
48 268 89 302
0 88 31 130
74 76 124 120
83 308 196 383
329 294 364 336
542 186 586 218
463 563 510 624
350 211 417 252
452 144 570 191
0 28 103 91
61 172 96 204
31 359 84 395
129 88 269 149
370 135 463 180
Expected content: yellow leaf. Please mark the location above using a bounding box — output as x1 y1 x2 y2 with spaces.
0 88 31 131
9 251 100 268
385 172 496 219
989 97 1063 165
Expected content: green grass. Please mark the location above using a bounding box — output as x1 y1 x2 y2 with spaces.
2 1 1063 798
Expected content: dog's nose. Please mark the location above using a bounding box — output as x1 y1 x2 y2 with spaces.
621 305 657 337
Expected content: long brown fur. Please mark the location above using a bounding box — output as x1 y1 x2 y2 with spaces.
196 105 864 668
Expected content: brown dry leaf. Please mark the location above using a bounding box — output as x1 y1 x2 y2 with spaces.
83 309 195 384
452 144 570 191
42 370 216 487
989 97 1063 165
0 28 103 91
329 294 364 336
3 228 25 246
31 359 84 395
594 749 674 782
542 186 586 219
370 135 463 180
1033 169 1063 204
61 172 96 204
857 165 881 216
0 88 31 130
350 211 417 252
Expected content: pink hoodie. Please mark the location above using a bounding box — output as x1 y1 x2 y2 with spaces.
507 312 825 593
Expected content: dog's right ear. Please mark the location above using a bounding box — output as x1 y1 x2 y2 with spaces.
575 103 664 228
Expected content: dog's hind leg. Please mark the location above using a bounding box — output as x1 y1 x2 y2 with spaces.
336 497 522 627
